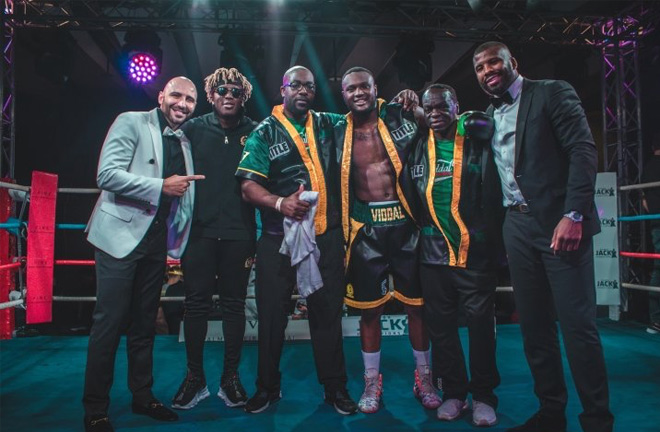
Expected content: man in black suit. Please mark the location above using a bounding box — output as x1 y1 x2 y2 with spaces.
472 42 613 432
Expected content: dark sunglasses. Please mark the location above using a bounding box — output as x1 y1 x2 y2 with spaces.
216 87 245 98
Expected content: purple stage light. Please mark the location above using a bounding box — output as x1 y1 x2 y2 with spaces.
128 52 159 84
596 16 652 48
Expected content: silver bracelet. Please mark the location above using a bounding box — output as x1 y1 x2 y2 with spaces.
275 197 284 213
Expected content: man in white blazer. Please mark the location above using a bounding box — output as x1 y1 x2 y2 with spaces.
83 76 204 432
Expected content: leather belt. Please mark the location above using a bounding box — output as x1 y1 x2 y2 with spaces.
508 203 530 213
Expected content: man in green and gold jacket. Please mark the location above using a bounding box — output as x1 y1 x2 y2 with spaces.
409 84 505 426
235 65 357 417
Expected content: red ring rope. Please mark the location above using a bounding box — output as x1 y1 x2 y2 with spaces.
53 259 181 266
0 262 21 271
619 252 660 259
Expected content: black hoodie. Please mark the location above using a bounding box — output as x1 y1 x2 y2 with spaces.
182 112 257 240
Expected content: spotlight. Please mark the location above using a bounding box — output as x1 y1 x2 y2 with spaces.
128 53 159 84
120 30 162 85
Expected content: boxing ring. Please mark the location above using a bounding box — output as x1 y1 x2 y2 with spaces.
0 172 658 432
618 180 660 296
2 171 659 335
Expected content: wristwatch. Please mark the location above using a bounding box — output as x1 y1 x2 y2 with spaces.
563 210 584 223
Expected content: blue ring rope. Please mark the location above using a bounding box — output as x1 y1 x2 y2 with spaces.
0 222 86 230
618 214 660 222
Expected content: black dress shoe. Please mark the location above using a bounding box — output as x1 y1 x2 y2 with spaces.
507 412 567 432
132 400 179 422
324 388 358 415
84 415 114 432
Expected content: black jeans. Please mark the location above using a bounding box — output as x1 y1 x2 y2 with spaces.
181 236 255 378
83 221 167 417
254 227 347 394
503 210 613 432
420 264 499 408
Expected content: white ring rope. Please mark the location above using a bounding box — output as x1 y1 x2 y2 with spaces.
619 180 660 192
0 287 516 309
0 299 24 310
621 283 660 294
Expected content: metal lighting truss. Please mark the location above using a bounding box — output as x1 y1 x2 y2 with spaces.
1 0 15 179
600 4 656 310
3 1 655 43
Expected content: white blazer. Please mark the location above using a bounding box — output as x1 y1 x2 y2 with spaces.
86 108 194 259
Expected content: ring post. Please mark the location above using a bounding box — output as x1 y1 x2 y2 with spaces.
26 171 57 324
0 180 15 339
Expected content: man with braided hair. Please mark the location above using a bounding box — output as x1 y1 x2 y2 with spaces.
171 67 258 410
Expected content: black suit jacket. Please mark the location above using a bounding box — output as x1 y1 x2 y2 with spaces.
488 78 601 238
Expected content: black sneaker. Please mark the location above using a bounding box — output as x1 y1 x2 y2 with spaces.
244 389 282 414
171 371 210 409
84 415 114 432
647 322 660 334
218 371 248 407
324 387 358 415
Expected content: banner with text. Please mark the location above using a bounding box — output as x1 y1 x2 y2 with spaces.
182 315 410 342
594 172 620 305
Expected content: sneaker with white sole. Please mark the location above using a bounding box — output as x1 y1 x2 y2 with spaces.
413 368 442 409
358 373 383 414
437 398 468 421
171 371 210 410
217 371 248 407
646 322 660 334
472 400 498 427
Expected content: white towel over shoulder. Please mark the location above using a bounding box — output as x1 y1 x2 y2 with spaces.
279 190 322 298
